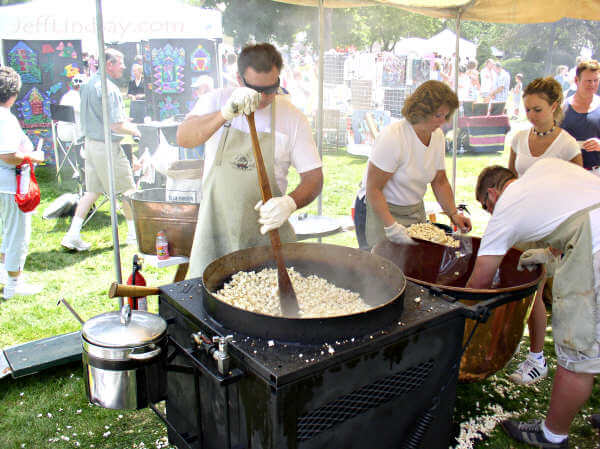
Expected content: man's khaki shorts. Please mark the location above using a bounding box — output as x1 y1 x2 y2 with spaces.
555 250 600 374
83 138 135 194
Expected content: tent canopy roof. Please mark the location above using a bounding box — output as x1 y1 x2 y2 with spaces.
274 0 600 23
0 0 222 43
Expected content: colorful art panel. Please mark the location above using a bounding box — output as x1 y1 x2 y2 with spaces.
158 96 181 121
382 53 407 88
191 44 211 73
152 44 185 94
351 110 391 145
8 41 42 84
56 41 78 59
17 87 51 128
26 128 55 163
412 59 431 86
3 39 83 163
147 39 219 121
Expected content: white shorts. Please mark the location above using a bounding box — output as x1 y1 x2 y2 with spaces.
555 250 600 373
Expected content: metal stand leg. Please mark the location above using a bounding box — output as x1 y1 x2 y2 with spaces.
174 263 189 282
82 195 109 228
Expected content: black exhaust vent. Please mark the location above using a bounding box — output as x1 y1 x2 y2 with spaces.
296 359 435 441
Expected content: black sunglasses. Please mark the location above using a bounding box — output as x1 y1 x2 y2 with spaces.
241 75 280 94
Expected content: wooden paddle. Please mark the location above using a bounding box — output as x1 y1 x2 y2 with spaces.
246 112 300 316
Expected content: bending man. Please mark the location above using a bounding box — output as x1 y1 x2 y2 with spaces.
467 159 600 448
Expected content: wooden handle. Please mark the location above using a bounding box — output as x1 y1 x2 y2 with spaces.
247 112 273 203
247 112 283 250
246 113 299 316
109 282 160 298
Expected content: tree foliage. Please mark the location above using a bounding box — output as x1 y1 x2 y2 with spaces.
201 0 317 47
331 6 444 51
192 0 599 79
197 1 443 51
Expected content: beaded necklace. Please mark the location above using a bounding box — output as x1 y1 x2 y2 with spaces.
532 121 556 137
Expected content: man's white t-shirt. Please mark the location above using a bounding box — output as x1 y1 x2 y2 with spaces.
511 129 580 177
479 158 600 256
188 88 321 194
364 119 446 205
57 89 82 142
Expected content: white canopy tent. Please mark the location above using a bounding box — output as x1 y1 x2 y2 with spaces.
275 0 600 23
393 37 432 56
0 0 222 294
426 29 476 60
394 31 476 60
0 0 222 54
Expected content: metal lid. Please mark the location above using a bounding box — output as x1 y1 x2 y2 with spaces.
82 305 166 348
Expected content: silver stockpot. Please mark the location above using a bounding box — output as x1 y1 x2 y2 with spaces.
81 305 167 410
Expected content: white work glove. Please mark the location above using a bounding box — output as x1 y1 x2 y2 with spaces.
384 222 414 245
517 248 553 272
255 195 297 235
220 87 261 121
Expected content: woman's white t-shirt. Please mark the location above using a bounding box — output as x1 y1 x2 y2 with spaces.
365 119 446 205
511 128 580 177
0 106 33 194
189 88 321 194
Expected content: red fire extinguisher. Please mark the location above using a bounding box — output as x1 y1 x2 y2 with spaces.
127 254 147 311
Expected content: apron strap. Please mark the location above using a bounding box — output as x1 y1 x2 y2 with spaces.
215 122 232 167
271 97 276 154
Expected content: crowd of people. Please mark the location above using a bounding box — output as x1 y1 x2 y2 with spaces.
2 40 600 448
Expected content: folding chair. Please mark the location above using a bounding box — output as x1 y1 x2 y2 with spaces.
489 102 506 116
472 102 490 116
50 104 84 193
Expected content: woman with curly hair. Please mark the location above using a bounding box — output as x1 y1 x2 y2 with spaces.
0 66 45 299
360 80 471 248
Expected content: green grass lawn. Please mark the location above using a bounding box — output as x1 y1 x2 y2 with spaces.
1 143 599 448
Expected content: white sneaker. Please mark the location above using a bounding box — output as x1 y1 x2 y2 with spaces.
61 234 91 251
508 356 548 385
3 281 42 299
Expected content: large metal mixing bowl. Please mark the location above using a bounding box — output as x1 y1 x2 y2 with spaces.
128 189 199 257
373 236 544 382
202 242 407 343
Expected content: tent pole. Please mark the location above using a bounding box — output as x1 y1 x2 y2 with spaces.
451 10 462 201
317 0 324 219
95 0 123 308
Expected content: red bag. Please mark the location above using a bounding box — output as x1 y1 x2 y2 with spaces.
14 156 41 213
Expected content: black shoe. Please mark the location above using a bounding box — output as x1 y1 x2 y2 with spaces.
591 414 600 429
501 419 569 448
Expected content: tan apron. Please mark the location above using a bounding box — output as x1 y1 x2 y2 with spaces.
187 101 296 279
365 200 425 247
539 202 600 351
